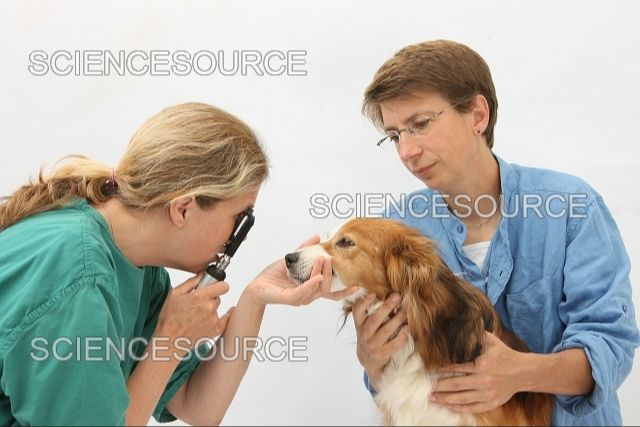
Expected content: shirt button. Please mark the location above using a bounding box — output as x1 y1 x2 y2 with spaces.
623 304 628 313
457 225 464 233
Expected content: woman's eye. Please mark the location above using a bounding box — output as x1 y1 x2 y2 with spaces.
413 118 431 130
384 132 400 144
336 237 354 248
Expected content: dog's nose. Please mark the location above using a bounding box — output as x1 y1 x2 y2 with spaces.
285 252 299 268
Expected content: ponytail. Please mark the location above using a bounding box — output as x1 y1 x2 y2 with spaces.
0 156 115 230
1 102 269 231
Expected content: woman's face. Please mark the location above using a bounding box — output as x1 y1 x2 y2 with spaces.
379 91 482 191
169 187 260 273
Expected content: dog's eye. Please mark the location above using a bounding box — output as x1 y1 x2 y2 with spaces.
336 237 355 248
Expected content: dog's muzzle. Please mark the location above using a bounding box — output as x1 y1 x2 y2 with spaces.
285 250 312 284
285 244 331 284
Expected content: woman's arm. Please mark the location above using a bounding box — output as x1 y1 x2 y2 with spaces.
168 248 357 425
429 332 594 413
125 337 183 426
519 347 594 395
166 289 265 426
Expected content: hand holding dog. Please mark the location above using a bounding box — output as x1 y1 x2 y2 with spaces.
246 235 358 307
429 331 524 414
352 292 409 391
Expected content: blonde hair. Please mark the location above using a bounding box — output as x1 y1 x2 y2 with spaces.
363 40 499 148
0 102 269 230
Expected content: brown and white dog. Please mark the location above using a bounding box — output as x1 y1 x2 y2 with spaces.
285 218 552 426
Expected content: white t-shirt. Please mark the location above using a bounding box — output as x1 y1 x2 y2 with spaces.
462 241 491 269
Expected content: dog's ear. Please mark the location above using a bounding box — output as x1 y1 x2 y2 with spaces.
384 236 436 295
433 267 494 364
385 233 494 369
385 234 448 368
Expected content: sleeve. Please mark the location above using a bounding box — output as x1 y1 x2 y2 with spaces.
553 195 640 416
363 370 378 398
145 268 209 424
0 282 129 426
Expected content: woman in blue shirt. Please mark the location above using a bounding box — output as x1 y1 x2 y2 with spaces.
353 40 639 425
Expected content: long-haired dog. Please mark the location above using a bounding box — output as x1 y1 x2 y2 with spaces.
285 218 552 426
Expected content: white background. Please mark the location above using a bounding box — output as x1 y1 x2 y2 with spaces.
1 1 639 425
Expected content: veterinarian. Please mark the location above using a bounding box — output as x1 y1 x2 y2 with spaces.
0 102 354 426
353 40 639 425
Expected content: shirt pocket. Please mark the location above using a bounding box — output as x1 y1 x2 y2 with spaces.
505 278 558 353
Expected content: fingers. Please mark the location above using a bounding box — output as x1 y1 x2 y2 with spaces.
373 310 407 348
352 293 377 328
429 383 498 414
290 273 324 305
430 390 483 407
353 292 407 351
301 256 326 293
324 285 359 301
314 257 356 301
308 256 324 279
362 293 402 338
319 257 333 294
193 281 231 299
381 323 409 352
432 374 475 394
441 361 476 374
438 401 489 414
278 256 354 305
296 235 321 249
173 272 205 295
282 285 320 306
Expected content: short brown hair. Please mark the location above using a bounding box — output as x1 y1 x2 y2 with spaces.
362 40 498 148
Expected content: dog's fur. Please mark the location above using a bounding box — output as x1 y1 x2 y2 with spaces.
285 218 552 426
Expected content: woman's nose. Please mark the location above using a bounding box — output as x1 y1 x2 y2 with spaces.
397 137 422 162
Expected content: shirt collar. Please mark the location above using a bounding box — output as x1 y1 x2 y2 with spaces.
438 153 514 242
495 154 516 202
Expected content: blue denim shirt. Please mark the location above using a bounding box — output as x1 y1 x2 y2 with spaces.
364 156 639 425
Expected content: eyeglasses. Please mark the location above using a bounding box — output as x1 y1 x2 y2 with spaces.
376 102 461 150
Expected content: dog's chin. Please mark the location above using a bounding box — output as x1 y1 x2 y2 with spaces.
286 265 368 304
286 267 311 285
287 268 359 302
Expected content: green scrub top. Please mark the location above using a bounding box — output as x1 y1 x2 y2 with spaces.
0 199 202 425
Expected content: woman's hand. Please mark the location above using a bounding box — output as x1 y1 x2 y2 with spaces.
245 235 358 307
155 273 234 356
352 293 408 391
429 331 524 413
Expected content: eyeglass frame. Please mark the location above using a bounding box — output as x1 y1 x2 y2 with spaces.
375 101 464 149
